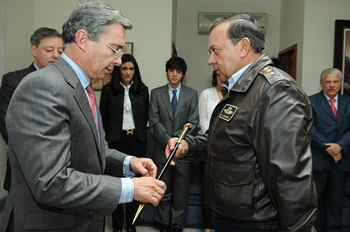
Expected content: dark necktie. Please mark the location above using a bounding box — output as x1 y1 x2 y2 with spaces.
86 83 98 129
171 89 177 119
221 86 228 97
329 98 337 117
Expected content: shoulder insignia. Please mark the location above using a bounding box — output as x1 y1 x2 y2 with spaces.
260 66 284 85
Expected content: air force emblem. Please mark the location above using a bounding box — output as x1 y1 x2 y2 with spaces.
219 104 238 121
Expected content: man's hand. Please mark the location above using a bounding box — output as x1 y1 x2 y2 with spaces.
325 143 342 163
332 153 342 163
325 143 342 157
165 138 189 166
129 158 157 178
132 177 166 206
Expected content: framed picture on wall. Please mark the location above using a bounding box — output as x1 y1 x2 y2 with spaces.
333 20 350 96
93 42 134 90
124 42 134 55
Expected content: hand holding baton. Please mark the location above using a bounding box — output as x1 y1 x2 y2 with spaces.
132 123 193 225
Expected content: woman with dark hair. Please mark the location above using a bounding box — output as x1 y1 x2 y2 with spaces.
100 54 149 232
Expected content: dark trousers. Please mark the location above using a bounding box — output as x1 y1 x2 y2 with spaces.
313 165 345 232
108 130 146 230
154 160 191 229
200 161 215 229
215 219 276 232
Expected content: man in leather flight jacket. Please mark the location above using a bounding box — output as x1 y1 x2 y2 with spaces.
165 14 317 231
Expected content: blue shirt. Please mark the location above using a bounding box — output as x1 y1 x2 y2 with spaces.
61 53 135 203
168 83 181 102
223 63 252 92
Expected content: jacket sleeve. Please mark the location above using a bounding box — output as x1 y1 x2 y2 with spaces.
0 73 14 144
143 87 149 127
250 80 317 231
149 89 172 147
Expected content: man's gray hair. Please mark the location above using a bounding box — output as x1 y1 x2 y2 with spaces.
209 13 265 53
320 68 342 82
62 0 132 44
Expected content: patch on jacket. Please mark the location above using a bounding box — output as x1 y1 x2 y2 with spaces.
260 66 284 85
219 104 238 121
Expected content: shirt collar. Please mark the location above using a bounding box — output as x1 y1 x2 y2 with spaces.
168 83 181 91
224 63 252 90
121 81 133 90
323 92 338 101
33 62 39 70
61 53 91 89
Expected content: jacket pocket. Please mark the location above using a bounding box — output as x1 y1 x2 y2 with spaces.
24 211 74 230
208 160 255 218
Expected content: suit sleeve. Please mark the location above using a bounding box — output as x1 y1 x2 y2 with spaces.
309 100 330 151
251 81 317 231
149 89 171 147
143 87 149 127
0 73 15 144
335 97 350 154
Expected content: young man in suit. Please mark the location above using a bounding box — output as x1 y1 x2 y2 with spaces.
149 56 199 232
309 68 350 232
0 1 165 231
0 27 64 191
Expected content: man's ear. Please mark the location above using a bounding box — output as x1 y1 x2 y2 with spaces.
239 37 251 58
75 29 90 52
30 44 37 58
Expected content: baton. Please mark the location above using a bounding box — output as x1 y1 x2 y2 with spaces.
132 123 193 225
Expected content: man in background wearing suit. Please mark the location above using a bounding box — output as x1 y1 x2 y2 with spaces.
0 1 165 231
149 56 199 232
309 68 350 232
0 27 63 191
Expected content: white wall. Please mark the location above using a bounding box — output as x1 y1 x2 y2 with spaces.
302 0 350 95
279 0 305 85
175 0 281 96
0 0 6 201
33 0 173 93
280 0 350 96
4 0 34 73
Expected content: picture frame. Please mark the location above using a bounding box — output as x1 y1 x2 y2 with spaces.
124 42 134 55
333 20 350 96
93 42 134 90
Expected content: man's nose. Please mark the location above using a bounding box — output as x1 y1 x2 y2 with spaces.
53 50 61 58
208 53 216 65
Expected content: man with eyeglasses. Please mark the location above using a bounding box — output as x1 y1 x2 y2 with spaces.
0 27 63 191
0 1 165 232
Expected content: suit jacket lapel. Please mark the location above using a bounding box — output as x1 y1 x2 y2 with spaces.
175 86 187 119
54 58 104 169
318 92 336 120
337 95 345 121
160 85 173 119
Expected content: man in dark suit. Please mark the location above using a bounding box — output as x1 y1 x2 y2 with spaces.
149 56 199 232
309 68 350 232
0 1 165 232
0 27 64 191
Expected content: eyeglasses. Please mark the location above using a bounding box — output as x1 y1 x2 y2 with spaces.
100 38 124 59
